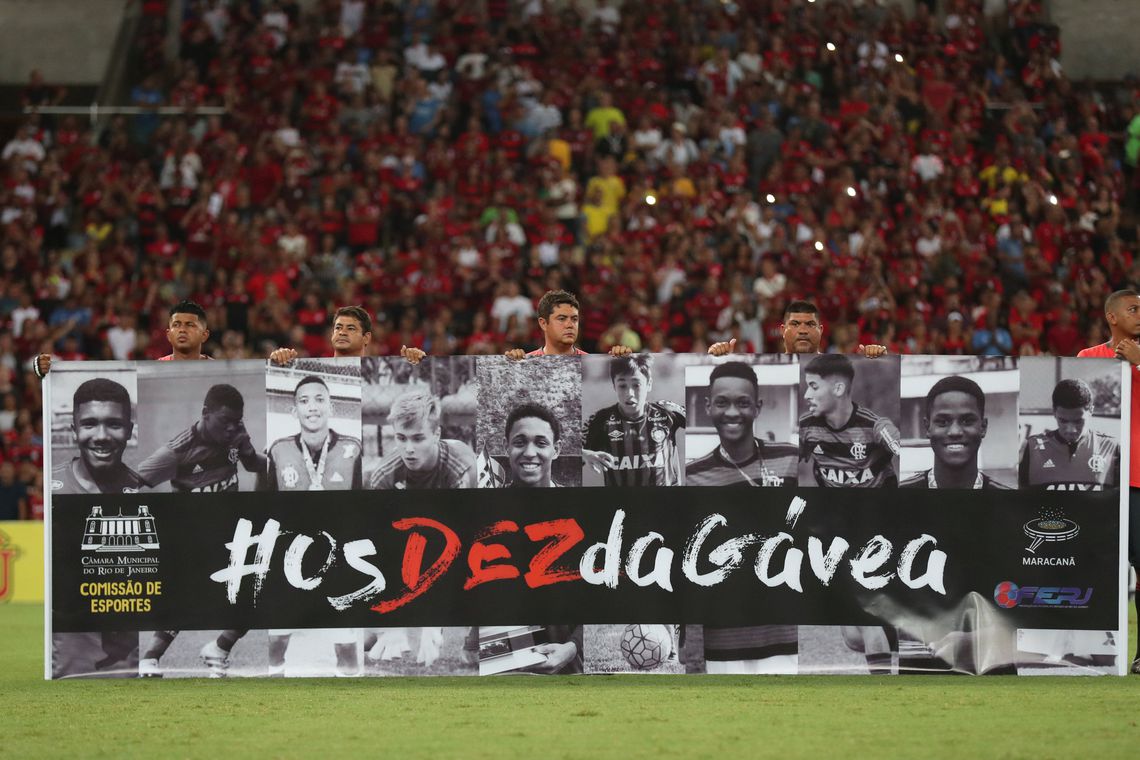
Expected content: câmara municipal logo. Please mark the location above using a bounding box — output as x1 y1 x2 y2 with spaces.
81 505 160 553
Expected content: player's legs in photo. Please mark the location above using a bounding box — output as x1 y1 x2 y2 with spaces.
139 630 179 677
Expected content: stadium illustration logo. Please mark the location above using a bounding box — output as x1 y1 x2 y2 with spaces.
993 581 1092 609
0 529 16 601
80 506 160 553
1024 509 1079 554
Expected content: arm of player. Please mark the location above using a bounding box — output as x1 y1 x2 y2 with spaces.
522 632 581 674
707 339 737 356
582 411 618 474
1114 338 1140 366
400 345 426 365
262 450 279 492
873 417 902 456
608 345 633 357
235 422 267 474
135 445 181 489
352 456 363 490
504 348 526 361
857 344 888 358
269 348 298 365
32 353 51 378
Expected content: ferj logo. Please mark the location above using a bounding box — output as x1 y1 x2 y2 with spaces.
993 580 1093 609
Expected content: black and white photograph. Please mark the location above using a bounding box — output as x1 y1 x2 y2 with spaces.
1015 629 1118 676
264 358 362 492
135 361 267 493
702 624 799 674
477 625 583 675
584 624 702 674
137 629 268 679
898 355 1019 489
51 631 139 679
580 354 686 487
797 354 902 488
475 356 582 489
1017 356 1122 491
363 627 477 676
797 626 892 675
266 628 364 677
48 364 144 496
362 356 477 490
684 355 799 487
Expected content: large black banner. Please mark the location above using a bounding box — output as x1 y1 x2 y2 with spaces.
45 354 1129 678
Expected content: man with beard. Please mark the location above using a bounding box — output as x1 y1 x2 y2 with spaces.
369 389 476 489
1019 378 1120 491
902 375 1011 489
583 354 685 486
136 383 266 493
51 379 145 494
686 361 798 487
266 375 362 491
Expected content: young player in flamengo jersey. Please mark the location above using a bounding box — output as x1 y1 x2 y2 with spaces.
1019 378 1121 491
798 353 901 488
900 375 1012 489
369 389 477 489
51 378 146 495
136 384 266 493
267 375 363 490
686 361 798 487
583 354 685 487
1078 288 1140 674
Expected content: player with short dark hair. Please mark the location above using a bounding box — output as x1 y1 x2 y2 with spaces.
901 375 1011 489
799 353 901 487
583 353 685 486
686 361 798 487
266 375 362 490
269 305 425 364
34 300 213 378
369 389 477 489
1019 378 1120 490
136 383 266 493
505 403 563 488
1078 288 1140 673
51 378 146 494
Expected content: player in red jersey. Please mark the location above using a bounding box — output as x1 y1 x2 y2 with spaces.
34 300 213 378
1078 288 1140 673
269 305 425 363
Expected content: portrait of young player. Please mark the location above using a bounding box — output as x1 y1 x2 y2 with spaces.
475 355 583 488
898 357 1019 489
580 353 685 487
1017 357 1122 491
49 368 145 495
363 356 477 490
135 359 268 493
684 357 799 487
798 353 903 488
264 360 362 491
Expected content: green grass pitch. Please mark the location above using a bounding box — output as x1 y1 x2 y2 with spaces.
4 604 1140 759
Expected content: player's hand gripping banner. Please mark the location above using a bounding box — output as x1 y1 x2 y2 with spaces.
45 354 1130 678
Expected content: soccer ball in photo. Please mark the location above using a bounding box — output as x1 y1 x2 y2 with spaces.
620 624 673 670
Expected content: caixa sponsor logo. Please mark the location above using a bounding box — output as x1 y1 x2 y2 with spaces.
993 581 1092 609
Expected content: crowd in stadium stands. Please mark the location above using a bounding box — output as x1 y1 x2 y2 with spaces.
1 0 1139 518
